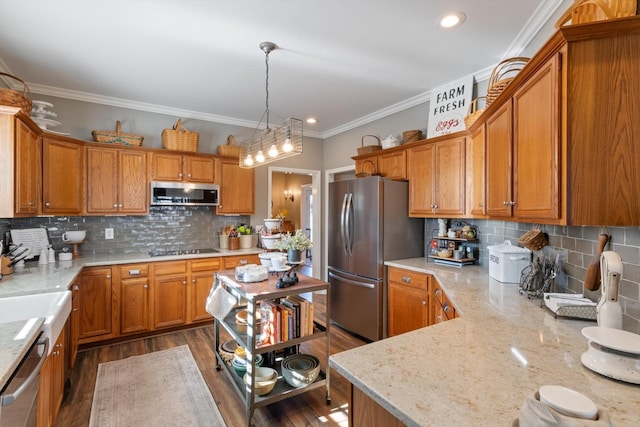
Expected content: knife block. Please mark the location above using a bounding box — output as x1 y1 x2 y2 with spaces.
1 255 13 275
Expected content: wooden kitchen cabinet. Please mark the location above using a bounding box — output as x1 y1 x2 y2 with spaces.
69 282 80 369
485 54 561 221
408 135 466 217
150 152 215 183
377 150 407 180
432 281 456 324
78 267 113 343
15 117 41 215
350 383 404 427
189 258 220 322
42 136 83 215
354 156 378 177
85 145 148 215
152 261 188 329
222 254 260 269
387 267 430 337
118 264 151 335
38 324 66 427
216 158 255 215
467 123 486 217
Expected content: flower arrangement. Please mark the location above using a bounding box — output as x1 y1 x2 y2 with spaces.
237 224 252 235
276 229 313 251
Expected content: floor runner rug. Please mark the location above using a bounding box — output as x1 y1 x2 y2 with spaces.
89 345 226 426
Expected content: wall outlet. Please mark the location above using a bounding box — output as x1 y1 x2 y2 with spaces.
105 228 114 240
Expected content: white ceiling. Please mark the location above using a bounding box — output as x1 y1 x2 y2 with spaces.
0 0 564 138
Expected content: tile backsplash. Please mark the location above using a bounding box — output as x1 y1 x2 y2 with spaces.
425 219 640 334
0 207 250 255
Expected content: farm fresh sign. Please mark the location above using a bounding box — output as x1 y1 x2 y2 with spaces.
427 76 473 139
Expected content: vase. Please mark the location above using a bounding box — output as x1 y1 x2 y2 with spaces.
228 237 240 250
239 234 253 249
287 249 303 263
219 234 229 249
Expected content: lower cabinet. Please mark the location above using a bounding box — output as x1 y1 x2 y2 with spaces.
152 261 188 329
78 267 113 344
222 254 260 269
387 267 431 337
432 281 457 324
350 383 405 427
38 324 66 427
189 258 221 322
119 264 150 335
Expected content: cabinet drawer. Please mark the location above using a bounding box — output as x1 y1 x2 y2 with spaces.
191 258 221 272
153 261 187 276
119 264 149 278
387 267 429 290
223 255 260 269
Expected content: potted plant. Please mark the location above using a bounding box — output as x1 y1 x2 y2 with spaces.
237 224 253 249
276 229 312 263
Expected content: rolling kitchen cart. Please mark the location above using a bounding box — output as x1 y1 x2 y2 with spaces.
213 270 331 427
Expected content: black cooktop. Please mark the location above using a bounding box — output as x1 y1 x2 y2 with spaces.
147 248 219 257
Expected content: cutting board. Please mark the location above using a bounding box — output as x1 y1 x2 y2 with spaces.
10 228 50 260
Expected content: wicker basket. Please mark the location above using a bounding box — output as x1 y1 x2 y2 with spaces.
518 229 548 251
556 0 636 27
92 121 144 146
486 57 530 107
0 72 32 114
402 130 423 144
464 96 486 128
217 135 241 157
162 119 199 152
357 135 382 155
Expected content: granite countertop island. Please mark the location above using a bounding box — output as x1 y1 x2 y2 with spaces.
329 258 640 426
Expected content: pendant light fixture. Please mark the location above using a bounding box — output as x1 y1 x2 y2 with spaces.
239 41 303 168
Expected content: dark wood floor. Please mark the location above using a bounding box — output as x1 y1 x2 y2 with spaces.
54 294 366 427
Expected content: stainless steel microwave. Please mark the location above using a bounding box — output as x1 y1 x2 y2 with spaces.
150 181 220 206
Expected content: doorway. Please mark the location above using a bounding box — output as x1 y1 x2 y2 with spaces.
268 167 321 278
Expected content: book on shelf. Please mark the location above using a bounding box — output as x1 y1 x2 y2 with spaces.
257 295 314 346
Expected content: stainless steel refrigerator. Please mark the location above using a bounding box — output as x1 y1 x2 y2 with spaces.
328 176 423 341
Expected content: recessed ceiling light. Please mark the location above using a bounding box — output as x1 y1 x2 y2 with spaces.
440 12 466 28
306 117 317 124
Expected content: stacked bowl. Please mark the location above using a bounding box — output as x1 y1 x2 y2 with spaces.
244 366 278 396
281 354 320 388
232 347 264 377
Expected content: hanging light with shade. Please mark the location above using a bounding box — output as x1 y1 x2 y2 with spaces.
239 41 303 168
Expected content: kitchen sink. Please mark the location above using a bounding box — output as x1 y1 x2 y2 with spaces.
0 291 71 355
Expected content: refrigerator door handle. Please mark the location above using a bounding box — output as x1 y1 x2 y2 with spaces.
329 271 375 289
340 193 349 256
345 192 354 256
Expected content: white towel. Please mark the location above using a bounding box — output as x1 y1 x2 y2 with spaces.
205 284 236 320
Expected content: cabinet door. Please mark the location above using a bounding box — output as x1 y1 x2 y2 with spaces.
468 125 486 217
37 354 52 427
354 157 378 176
85 146 119 213
378 150 407 180
51 326 65 424
151 152 183 181
79 267 113 341
118 150 148 213
407 143 435 216
222 254 260 269
485 102 513 217
184 156 215 183
216 159 255 214
42 137 83 214
387 282 428 337
15 118 40 214
153 274 187 329
189 258 220 323
120 277 150 334
434 137 465 216
513 54 561 220
69 283 80 369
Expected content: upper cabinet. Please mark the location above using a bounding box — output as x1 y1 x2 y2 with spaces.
466 124 486 217
408 134 466 217
216 158 255 215
150 152 215 183
353 148 407 180
15 117 41 215
42 136 83 215
86 145 148 215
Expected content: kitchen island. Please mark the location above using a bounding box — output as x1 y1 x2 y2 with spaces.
329 258 640 426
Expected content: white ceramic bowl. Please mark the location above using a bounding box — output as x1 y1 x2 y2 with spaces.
62 230 86 243
260 234 281 250
244 367 277 396
264 218 282 232
258 252 286 267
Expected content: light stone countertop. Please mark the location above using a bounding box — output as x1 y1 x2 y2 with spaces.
329 258 640 426
0 318 45 388
0 247 262 388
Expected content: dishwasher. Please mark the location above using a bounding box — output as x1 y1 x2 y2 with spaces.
0 332 49 427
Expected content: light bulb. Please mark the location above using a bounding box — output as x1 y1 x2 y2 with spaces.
269 144 278 157
244 154 254 166
282 137 293 152
256 150 265 162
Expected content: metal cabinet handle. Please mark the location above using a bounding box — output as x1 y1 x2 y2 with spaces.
45 202 50 206
113 203 118 208
128 269 141 275
106 275 111 279
143 285 148 289
73 285 79 291
192 279 196 283
178 173 183 177
119 203 123 208
401 276 411 284
443 303 450 313
182 281 186 285
435 288 441 296
28 201 35 206
422 300 426 306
